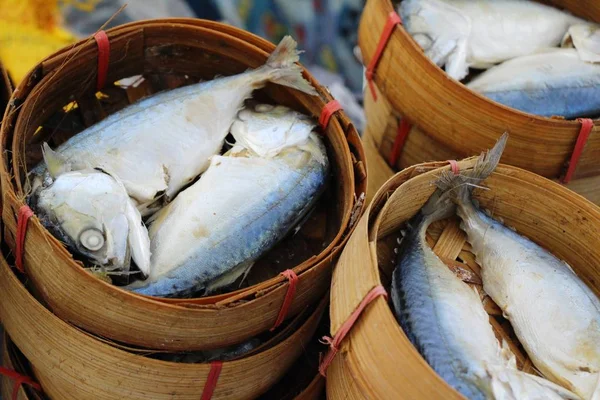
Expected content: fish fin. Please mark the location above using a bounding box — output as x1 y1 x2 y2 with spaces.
205 260 255 295
263 36 317 96
436 132 508 203
445 39 470 81
592 373 600 400
42 142 71 178
562 24 600 63
488 367 581 400
125 199 151 278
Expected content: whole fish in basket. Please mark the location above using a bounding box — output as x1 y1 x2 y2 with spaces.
124 104 329 298
399 0 588 80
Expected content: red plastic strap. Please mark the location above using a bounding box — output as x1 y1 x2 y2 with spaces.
271 269 299 331
388 118 412 167
562 118 594 184
318 285 388 377
200 361 223 400
447 160 460 175
0 366 42 400
94 31 110 91
319 100 343 130
15 205 33 273
366 12 402 101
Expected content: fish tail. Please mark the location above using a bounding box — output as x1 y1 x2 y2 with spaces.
488 367 580 400
436 132 508 204
261 36 317 96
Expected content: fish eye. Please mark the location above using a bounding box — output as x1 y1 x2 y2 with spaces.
79 228 105 251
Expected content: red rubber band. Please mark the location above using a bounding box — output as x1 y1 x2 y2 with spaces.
200 361 223 400
388 118 412 167
94 31 110 91
562 118 594 184
15 205 33 273
447 160 460 175
319 100 343 131
318 285 387 377
0 366 42 400
271 269 299 331
366 12 402 101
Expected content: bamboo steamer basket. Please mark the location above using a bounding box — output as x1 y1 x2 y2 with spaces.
0 249 327 400
359 0 600 204
1 335 40 400
326 155 600 398
0 19 366 351
2 326 325 400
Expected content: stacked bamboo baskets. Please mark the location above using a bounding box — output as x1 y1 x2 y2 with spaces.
326 156 600 398
0 19 365 399
359 0 600 204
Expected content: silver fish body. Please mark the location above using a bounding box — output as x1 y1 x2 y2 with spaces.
399 0 585 80
452 192 600 399
30 36 316 215
467 49 600 118
125 130 328 298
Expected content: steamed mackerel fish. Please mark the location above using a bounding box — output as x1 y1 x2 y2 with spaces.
125 105 329 298
32 167 151 275
31 35 316 216
399 0 586 80
437 135 600 400
467 49 600 118
392 136 578 400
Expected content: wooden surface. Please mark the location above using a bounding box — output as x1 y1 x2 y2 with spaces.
328 158 600 398
0 19 366 351
359 0 600 185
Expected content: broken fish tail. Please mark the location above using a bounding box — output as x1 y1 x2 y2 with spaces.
256 36 317 96
435 132 508 204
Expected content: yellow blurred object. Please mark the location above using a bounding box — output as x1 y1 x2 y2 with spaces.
0 0 77 84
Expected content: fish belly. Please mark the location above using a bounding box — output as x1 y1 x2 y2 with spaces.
453 1 583 65
460 206 600 399
129 150 327 298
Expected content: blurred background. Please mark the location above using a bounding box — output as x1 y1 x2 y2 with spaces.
0 0 366 130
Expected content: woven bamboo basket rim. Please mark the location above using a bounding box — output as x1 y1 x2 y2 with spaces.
327 157 600 398
359 0 600 180
0 19 366 350
361 80 600 205
0 251 327 400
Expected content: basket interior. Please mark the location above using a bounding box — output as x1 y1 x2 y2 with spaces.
3 24 352 297
373 164 600 383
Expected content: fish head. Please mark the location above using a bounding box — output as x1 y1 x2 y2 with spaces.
34 169 151 276
399 0 471 79
230 104 316 158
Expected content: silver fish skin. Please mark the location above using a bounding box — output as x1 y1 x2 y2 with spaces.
399 0 585 80
394 134 580 400
124 128 328 298
437 133 600 400
152 338 262 364
467 49 600 119
30 35 316 215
